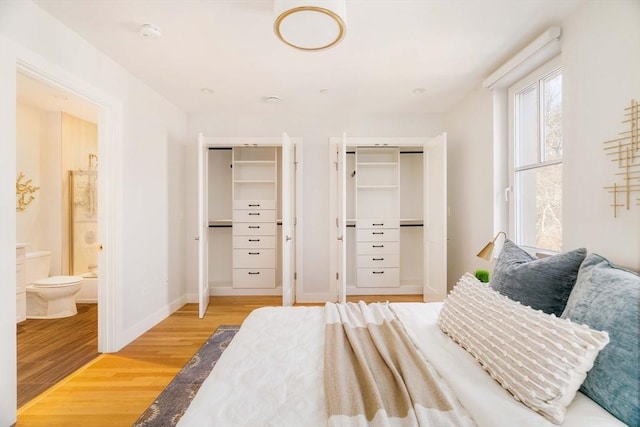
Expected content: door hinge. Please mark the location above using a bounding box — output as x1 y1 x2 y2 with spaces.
335 160 338 171
336 272 339 280
336 217 339 227
294 272 297 280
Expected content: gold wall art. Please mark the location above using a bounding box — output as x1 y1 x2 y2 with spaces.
16 172 40 212
603 99 639 217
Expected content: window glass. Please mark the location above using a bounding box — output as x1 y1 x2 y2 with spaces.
542 72 562 162
515 85 538 167
509 59 562 253
515 164 562 251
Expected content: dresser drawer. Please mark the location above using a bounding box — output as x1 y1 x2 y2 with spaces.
233 235 276 249
357 254 399 268
356 220 399 229
16 263 26 293
233 222 276 236
233 268 276 288
356 228 400 242
357 268 400 288
233 209 276 223
356 241 400 255
233 249 276 268
233 200 276 210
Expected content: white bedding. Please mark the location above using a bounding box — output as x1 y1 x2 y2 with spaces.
178 303 624 427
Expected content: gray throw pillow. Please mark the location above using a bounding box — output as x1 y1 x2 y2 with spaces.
561 254 640 427
490 240 586 316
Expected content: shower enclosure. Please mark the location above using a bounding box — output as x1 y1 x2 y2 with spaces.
69 170 98 278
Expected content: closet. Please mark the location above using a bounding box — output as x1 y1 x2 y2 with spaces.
197 134 302 318
330 134 447 302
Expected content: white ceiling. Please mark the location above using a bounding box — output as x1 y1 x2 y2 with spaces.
33 0 584 118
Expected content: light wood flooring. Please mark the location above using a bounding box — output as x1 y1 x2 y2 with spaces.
16 295 422 426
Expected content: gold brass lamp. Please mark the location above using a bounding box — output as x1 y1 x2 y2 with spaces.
476 231 508 261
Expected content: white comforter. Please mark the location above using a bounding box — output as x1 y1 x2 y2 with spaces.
178 303 624 427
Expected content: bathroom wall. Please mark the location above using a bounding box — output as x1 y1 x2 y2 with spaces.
16 104 98 285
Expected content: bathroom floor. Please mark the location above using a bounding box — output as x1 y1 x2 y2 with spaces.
17 303 98 407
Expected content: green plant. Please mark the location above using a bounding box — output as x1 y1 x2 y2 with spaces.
475 269 490 283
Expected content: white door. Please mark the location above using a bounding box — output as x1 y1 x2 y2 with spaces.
423 134 448 302
281 133 295 306
337 133 347 302
197 134 210 318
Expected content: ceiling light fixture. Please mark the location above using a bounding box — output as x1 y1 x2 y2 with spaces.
140 23 162 39
201 88 215 94
274 0 347 51
412 88 426 95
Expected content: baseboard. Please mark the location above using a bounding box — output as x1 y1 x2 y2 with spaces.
117 294 187 350
76 298 97 304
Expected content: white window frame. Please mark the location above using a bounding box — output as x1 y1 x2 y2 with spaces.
508 56 562 254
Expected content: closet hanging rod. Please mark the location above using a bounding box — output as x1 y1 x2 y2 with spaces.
208 147 233 150
345 150 424 154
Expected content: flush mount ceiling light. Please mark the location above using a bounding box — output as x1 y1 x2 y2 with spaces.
140 23 162 39
201 88 215 94
274 0 347 51
412 87 426 95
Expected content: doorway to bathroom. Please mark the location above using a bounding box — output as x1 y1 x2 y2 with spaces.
15 71 101 406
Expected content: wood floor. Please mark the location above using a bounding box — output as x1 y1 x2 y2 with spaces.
17 304 98 407
16 295 422 426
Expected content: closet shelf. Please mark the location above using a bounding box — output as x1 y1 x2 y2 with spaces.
234 160 276 165
357 185 399 189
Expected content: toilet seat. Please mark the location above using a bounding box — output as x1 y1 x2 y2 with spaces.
33 275 83 287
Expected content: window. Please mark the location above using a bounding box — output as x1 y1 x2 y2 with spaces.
509 58 562 252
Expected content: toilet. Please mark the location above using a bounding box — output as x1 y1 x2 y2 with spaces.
25 251 83 319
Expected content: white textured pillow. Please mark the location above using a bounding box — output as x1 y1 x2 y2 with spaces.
438 273 609 424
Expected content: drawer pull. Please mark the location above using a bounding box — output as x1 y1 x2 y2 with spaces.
248 204 260 207
373 271 384 274
373 258 384 261
248 239 260 242
248 212 260 216
372 232 384 235
248 226 260 229
248 252 260 255
372 245 384 248
248 272 260 275
373 223 384 226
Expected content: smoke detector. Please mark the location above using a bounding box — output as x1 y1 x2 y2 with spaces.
140 23 162 39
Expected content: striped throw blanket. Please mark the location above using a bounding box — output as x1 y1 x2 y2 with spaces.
324 302 476 427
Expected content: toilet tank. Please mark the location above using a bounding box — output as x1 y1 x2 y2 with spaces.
25 251 51 284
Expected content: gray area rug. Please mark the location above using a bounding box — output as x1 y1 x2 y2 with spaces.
133 325 240 427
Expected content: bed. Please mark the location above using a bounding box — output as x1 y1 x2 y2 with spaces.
178 250 638 427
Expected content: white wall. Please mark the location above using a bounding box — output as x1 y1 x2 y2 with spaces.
444 86 494 290
0 1 187 424
186 112 446 301
562 0 640 269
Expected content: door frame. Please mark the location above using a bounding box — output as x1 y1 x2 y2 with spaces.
8 43 123 351
328 135 448 302
1 36 123 425
198 135 303 312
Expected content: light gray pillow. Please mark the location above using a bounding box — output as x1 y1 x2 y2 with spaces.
490 240 586 316
561 254 640 427
439 274 609 424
